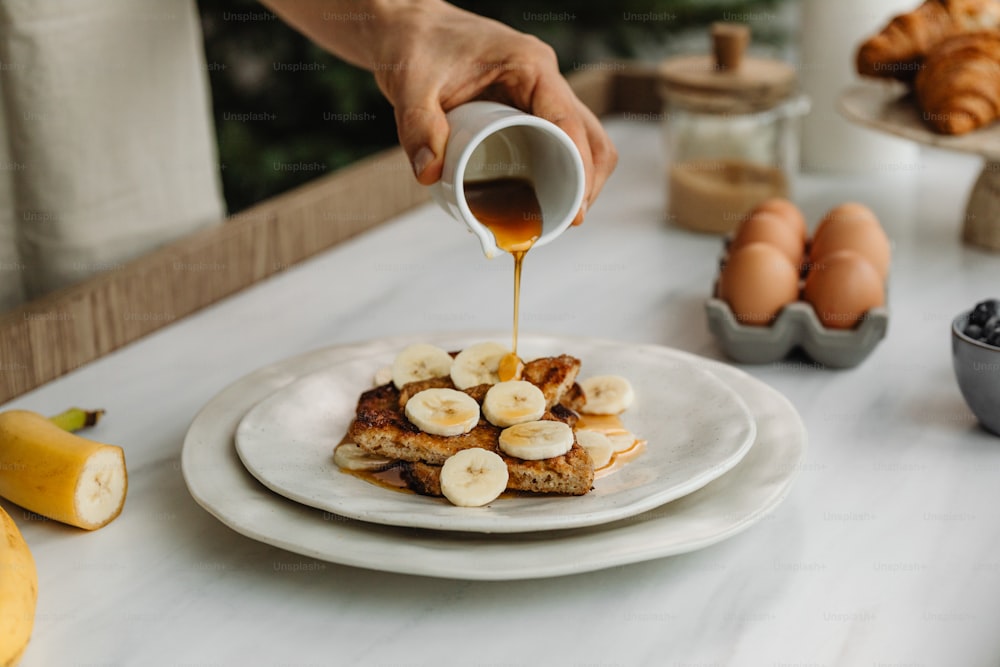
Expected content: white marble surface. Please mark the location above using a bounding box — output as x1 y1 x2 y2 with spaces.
3 120 1000 666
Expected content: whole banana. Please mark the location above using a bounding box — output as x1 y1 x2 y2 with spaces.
0 505 37 666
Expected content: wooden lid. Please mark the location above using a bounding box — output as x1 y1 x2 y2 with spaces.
658 23 796 114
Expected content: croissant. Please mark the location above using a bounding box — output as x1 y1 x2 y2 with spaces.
915 31 1000 134
856 0 1000 81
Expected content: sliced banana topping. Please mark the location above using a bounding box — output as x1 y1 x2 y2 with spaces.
333 442 395 472
439 448 509 507
404 388 481 437
482 381 547 428
574 430 614 469
450 342 509 389
391 343 454 389
372 365 394 387
607 431 637 453
498 420 574 460
579 375 635 415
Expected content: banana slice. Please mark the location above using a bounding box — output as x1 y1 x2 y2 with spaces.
372 365 393 387
498 420 574 460
333 442 394 472
607 431 637 453
439 448 509 507
579 375 635 415
482 381 547 428
450 342 509 389
391 343 454 389
404 388 481 437
575 430 614 468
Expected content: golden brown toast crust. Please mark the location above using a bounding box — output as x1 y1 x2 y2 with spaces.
522 355 581 408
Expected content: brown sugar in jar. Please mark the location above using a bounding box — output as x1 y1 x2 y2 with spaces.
668 158 788 233
658 23 808 234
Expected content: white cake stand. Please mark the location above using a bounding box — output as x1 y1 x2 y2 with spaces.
839 83 1000 251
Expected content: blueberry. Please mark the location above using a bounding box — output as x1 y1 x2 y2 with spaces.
969 299 1000 327
965 323 984 340
986 329 1000 348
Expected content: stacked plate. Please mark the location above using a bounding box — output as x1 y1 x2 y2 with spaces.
181 334 806 580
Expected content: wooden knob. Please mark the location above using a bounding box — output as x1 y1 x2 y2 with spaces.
712 23 750 71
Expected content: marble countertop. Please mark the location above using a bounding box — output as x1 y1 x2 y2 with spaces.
4 120 1000 666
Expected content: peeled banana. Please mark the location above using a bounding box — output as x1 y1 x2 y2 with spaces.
0 410 127 531
0 505 37 666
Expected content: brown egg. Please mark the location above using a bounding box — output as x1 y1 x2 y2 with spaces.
803 250 885 330
719 242 800 326
813 202 879 239
809 203 891 279
748 198 808 244
731 212 805 269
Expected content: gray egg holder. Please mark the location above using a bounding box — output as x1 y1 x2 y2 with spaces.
705 293 889 369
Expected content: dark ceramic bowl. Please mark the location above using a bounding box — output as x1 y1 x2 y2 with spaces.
952 311 1000 436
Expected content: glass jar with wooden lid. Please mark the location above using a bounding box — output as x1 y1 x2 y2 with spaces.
658 23 809 234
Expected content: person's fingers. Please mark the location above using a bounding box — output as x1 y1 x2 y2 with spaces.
483 38 599 225
562 115 594 211
384 23 618 211
497 40 618 225
576 100 618 209
527 80 596 225
549 103 593 226
540 95 617 226
391 86 451 185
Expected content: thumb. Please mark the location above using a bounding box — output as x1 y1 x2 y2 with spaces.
394 101 450 185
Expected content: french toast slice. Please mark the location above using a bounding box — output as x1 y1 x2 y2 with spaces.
348 381 503 465
346 355 593 496
400 442 594 497
522 354 582 408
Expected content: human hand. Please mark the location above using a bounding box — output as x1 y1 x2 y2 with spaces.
368 1 617 224
261 0 616 223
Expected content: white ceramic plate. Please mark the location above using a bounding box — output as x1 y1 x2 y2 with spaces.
181 333 806 580
234 337 757 533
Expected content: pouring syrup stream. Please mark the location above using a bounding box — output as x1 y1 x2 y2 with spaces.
464 177 543 360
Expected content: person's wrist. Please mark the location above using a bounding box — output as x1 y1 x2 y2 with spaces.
367 0 447 35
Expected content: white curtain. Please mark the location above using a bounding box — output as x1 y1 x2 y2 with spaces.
0 74 24 311
0 0 225 304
